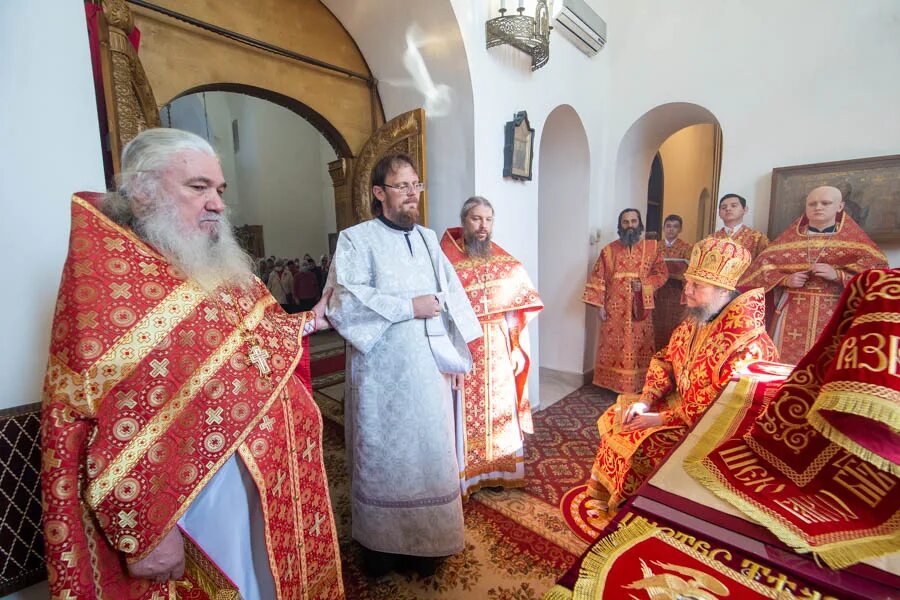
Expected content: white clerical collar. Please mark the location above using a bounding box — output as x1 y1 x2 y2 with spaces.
723 223 744 236
664 238 676 247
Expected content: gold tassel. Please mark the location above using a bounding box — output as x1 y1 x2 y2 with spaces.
808 392 900 477
572 518 656 600
540 584 575 600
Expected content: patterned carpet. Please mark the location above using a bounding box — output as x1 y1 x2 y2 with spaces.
318 383 616 598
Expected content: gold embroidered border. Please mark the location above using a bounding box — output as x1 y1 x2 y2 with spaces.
810 386 900 476
684 378 900 568
87 296 274 508
72 194 166 261
183 535 239 599
742 241 885 284
851 311 900 325
807 408 900 478
297 381 346 597
281 392 309 594
743 420 842 487
237 446 284 598
816 382 900 424
86 283 205 413
453 253 520 270
574 517 781 600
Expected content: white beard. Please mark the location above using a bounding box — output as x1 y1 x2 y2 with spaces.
133 196 255 293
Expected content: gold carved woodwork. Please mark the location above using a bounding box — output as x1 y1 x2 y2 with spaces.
329 158 357 232
98 0 161 173
351 108 428 225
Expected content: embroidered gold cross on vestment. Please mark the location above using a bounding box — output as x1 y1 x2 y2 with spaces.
247 345 271 376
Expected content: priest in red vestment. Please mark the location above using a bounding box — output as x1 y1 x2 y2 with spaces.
441 197 543 499
40 129 343 599
583 209 667 393
586 237 778 511
712 193 768 259
739 185 887 364
653 214 693 350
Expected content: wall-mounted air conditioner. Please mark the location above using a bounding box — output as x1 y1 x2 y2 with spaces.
554 0 607 56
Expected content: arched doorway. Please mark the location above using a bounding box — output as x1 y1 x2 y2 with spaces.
646 152 665 239
163 90 340 264
537 105 591 408
615 103 723 244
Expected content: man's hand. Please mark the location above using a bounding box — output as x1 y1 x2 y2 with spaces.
127 526 185 583
598 306 608 321
621 411 664 432
622 401 648 424
511 348 527 376
810 263 838 281
451 373 465 390
413 294 442 319
630 279 642 292
785 272 809 288
312 288 333 331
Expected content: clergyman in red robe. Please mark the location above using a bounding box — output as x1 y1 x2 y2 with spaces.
40 129 343 599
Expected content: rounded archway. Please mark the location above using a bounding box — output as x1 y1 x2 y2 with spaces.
615 102 722 242
537 104 591 407
163 90 339 263
167 83 352 159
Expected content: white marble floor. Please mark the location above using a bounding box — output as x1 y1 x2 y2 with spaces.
537 367 584 411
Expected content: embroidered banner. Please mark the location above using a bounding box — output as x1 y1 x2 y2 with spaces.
686 269 900 569
566 518 790 600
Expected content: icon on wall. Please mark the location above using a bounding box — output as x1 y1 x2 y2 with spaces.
503 111 535 181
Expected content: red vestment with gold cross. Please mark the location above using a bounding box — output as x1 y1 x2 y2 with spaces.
739 212 886 364
583 239 667 393
588 289 778 508
713 225 769 260
440 228 543 498
653 238 692 350
40 194 343 599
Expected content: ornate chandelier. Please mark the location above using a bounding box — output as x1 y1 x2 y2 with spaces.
485 0 552 71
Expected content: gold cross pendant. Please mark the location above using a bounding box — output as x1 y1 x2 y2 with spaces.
247 344 271 376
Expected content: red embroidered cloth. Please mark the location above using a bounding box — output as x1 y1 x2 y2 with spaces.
41 194 342 598
738 213 886 364
686 270 900 569
654 238 692 350
583 239 667 393
561 518 788 599
440 228 542 497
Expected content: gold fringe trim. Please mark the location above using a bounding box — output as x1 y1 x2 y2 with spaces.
684 379 900 569
813 388 900 431
541 584 574 600
816 392 891 429
806 408 900 477
572 518 656 600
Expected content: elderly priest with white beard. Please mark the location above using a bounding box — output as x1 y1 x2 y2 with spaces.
40 128 343 599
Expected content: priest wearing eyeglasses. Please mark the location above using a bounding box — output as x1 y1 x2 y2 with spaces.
326 153 481 578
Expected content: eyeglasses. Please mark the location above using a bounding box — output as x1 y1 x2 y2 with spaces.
381 182 426 194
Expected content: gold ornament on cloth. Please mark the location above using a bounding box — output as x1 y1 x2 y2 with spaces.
684 237 751 291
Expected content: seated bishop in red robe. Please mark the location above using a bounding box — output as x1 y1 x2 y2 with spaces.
587 237 778 511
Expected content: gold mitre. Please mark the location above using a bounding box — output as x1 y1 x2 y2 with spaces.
684 237 751 290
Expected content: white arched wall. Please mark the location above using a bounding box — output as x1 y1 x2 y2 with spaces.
537 105 591 405
321 0 476 234
614 102 720 239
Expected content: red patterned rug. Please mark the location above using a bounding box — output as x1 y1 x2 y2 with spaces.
524 385 615 505
318 384 615 598
310 332 345 390
559 484 612 544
